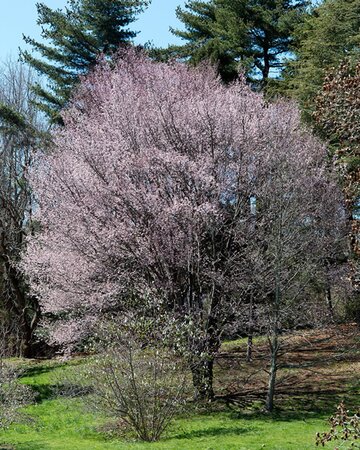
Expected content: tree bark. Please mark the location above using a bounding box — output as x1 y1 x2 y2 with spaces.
325 284 335 322
265 228 281 412
0 238 40 357
265 332 278 412
246 292 254 362
262 40 270 84
246 335 253 363
191 357 215 401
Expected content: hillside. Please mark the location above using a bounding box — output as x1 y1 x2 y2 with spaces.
0 324 358 450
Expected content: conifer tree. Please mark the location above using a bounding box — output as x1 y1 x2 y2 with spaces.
167 1 241 83
285 0 360 119
21 0 148 123
168 0 308 86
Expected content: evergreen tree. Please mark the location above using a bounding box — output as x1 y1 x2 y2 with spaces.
285 0 360 119
167 1 241 83
168 0 308 86
21 0 148 123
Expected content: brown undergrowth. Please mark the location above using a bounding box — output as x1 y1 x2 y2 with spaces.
215 323 360 415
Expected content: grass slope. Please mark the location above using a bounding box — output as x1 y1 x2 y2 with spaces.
0 324 358 450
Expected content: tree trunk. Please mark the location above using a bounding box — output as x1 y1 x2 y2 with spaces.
191 357 214 401
325 284 335 322
246 292 254 362
266 248 281 412
0 245 40 357
246 335 253 363
262 42 270 85
20 300 40 358
265 333 278 412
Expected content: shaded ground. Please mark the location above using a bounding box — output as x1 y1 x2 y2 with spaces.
215 323 360 416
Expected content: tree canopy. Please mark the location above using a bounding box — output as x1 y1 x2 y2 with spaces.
167 0 308 86
285 0 360 118
314 60 360 298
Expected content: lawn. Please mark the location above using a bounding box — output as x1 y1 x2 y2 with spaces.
0 324 358 450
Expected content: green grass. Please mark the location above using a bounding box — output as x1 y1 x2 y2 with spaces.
0 399 327 449
0 324 358 450
221 335 267 351
0 358 329 450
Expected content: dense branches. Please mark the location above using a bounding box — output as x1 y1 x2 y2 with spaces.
24 50 345 399
315 60 360 317
0 59 46 356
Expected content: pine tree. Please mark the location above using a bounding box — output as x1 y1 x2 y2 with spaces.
168 0 308 86
167 1 241 83
219 0 309 83
21 0 148 123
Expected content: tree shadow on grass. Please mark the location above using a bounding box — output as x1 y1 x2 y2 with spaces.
173 425 255 441
18 360 91 403
280 393 359 418
224 390 359 424
29 383 54 403
215 373 360 423
3 442 51 450
20 358 85 381
25 381 93 403
19 363 67 380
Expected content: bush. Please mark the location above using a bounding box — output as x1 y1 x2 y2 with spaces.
0 360 34 427
87 331 189 442
316 402 360 448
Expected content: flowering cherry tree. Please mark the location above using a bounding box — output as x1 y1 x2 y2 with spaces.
24 50 344 400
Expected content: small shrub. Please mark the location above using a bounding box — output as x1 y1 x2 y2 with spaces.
88 332 189 442
316 402 360 448
0 360 34 427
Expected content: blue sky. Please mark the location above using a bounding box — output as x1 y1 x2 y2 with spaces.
0 0 186 62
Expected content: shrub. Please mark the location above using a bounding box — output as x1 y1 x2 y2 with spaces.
0 360 34 427
88 331 188 441
316 402 360 449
